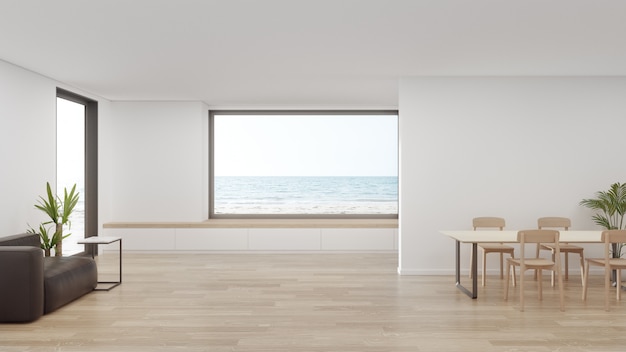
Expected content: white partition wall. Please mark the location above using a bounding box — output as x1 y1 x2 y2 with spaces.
398 77 626 275
107 102 208 222
101 101 399 252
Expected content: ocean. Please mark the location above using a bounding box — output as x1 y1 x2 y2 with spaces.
214 176 398 214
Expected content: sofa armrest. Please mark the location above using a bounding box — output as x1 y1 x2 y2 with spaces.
0 247 44 322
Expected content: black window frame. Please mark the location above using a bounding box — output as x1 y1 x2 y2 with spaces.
209 110 399 219
56 88 98 256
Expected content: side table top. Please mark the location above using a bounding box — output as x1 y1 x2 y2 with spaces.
77 236 122 245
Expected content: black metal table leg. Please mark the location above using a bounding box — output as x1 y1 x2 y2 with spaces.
455 240 478 299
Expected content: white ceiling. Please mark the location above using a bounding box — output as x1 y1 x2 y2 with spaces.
1 0 626 107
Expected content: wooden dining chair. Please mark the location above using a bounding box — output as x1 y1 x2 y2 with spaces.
582 230 626 311
471 217 515 286
536 217 584 286
504 229 564 312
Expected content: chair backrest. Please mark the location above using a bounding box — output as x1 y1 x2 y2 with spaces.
473 217 505 230
601 230 626 260
538 217 571 230
601 230 626 244
517 229 560 259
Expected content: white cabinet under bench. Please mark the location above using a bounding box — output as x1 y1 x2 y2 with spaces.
102 219 398 252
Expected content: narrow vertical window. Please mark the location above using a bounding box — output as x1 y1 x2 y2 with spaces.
56 97 85 255
56 88 98 257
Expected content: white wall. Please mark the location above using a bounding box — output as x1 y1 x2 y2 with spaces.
10 59 622 260
0 59 393 251
0 60 56 234
398 77 626 275
106 101 208 222
101 102 398 252
0 59 110 236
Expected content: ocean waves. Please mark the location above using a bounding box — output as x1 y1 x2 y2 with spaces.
214 176 398 215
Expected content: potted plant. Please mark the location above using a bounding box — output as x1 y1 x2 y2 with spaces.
579 182 626 233
580 182 626 282
33 182 79 257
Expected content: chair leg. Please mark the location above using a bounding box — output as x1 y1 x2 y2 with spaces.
500 252 504 279
579 252 585 286
617 269 622 301
564 252 569 281
519 268 524 312
504 261 511 301
510 254 516 287
537 269 543 301
605 264 611 312
482 251 487 286
534 244 540 280
582 260 589 301
550 251 556 287
469 248 473 279
557 265 565 312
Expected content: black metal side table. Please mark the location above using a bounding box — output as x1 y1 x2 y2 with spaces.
77 236 122 291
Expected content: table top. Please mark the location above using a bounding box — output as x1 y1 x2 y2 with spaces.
76 236 122 245
440 230 603 243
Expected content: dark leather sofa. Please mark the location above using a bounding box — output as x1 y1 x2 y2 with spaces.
0 233 97 323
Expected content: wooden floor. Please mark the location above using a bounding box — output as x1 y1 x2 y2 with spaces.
2 253 626 352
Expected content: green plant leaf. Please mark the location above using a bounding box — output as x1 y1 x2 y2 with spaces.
60 183 79 225
581 182 626 258
35 182 60 224
580 182 626 230
27 223 55 250
31 182 80 255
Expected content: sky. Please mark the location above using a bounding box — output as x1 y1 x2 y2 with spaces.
56 97 84 190
214 114 398 177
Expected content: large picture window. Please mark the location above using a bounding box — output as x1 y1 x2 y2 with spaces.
210 111 398 219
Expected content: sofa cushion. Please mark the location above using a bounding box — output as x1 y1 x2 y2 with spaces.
43 257 97 314
0 247 44 322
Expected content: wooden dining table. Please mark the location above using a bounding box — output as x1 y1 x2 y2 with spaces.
440 230 603 299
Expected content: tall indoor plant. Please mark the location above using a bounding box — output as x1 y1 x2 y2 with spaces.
579 182 626 259
34 182 79 256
